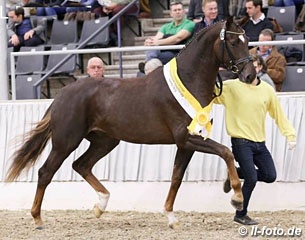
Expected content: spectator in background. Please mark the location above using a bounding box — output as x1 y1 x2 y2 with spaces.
142 1 195 65
7 7 46 52
94 0 139 45
249 28 286 91
87 57 105 79
36 7 67 18
187 0 204 22
137 58 163 77
274 0 304 6
187 0 229 22
216 0 230 20
251 54 276 89
6 0 21 15
241 0 273 42
139 0 151 18
6 0 34 16
274 0 304 15
193 0 220 34
144 58 163 74
65 0 100 14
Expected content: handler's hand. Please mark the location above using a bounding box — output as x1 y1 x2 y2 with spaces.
288 141 296 150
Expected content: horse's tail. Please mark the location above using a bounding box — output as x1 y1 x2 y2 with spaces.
5 105 53 182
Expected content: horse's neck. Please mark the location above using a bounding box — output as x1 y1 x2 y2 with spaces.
175 26 222 104
176 54 219 104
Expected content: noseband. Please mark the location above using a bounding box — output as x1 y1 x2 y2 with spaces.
220 27 253 74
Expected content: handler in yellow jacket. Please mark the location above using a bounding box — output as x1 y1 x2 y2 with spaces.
214 76 296 225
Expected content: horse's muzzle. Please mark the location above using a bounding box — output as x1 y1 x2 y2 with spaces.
238 61 256 83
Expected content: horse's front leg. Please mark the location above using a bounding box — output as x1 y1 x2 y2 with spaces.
186 136 243 211
164 148 194 229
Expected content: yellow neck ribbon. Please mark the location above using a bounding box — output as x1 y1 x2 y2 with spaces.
163 58 213 139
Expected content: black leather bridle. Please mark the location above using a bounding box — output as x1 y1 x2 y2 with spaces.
215 24 253 97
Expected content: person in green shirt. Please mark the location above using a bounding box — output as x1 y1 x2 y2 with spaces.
143 1 195 65
214 76 297 225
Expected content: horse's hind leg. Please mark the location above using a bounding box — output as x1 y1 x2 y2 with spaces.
72 133 119 218
164 148 194 229
31 149 73 228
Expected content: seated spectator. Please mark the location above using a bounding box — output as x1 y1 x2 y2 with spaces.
36 8 67 18
216 0 230 20
145 58 163 74
7 7 46 52
65 0 100 14
249 28 286 91
137 58 163 77
187 0 204 23
139 0 151 18
187 0 229 22
6 0 34 16
94 0 139 45
274 0 304 15
87 57 105 79
251 54 276 89
274 0 303 6
241 0 273 42
142 1 195 65
193 0 220 34
6 0 21 15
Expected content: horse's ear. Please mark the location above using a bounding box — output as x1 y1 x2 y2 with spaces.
235 16 250 27
225 16 234 28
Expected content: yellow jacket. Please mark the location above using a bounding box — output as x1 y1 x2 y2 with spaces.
214 79 296 142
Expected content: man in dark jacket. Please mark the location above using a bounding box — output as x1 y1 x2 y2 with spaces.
241 0 273 42
193 0 221 34
7 7 46 51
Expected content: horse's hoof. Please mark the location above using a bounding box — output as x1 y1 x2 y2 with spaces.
231 199 243 211
93 203 104 218
168 220 180 229
35 225 45 230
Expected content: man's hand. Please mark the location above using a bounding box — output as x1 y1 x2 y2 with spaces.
288 141 296 150
9 34 20 46
144 37 154 46
24 30 35 40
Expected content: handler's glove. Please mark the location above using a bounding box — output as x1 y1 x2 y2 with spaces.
288 141 297 150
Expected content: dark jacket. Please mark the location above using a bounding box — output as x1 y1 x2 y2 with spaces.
193 16 221 34
7 16 46 42
242 16 273 42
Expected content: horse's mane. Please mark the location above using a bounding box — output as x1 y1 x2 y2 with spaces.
177 20 225 57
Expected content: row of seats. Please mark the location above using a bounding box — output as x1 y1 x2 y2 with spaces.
8 45 78 76
267 6 297 33
13 63 305 99
8 44 79 99
281 64 305 92
32 16 110 47
275 32 305 62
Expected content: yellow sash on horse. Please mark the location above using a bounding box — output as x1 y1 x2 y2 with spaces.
163 58 213 139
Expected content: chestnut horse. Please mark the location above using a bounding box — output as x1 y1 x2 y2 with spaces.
6 17 256 229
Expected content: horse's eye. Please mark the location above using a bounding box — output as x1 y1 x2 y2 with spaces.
230 39 238 47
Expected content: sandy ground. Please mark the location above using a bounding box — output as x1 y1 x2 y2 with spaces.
0 210 304 240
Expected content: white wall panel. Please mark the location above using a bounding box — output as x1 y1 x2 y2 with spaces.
0 94 304 183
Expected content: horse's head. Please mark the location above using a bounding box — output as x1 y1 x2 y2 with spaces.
215 16 256 83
